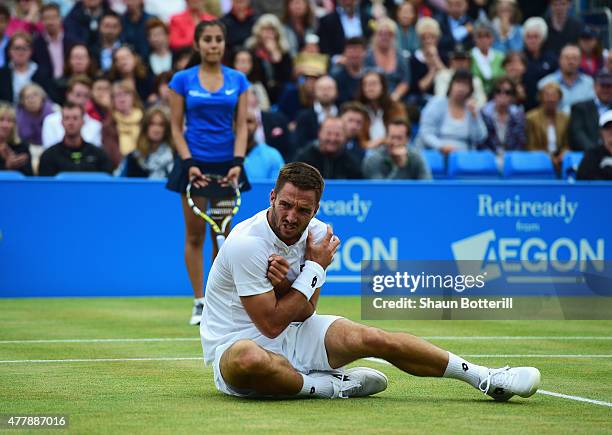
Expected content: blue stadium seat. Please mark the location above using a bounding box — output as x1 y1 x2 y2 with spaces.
55 172 114 180
0 171 26 180
561 151 584 180
503 151 556 179
447 151 499 179
421 149 445 179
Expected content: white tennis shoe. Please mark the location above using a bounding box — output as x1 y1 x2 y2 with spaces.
479 366 541 401
189 301 204 326
311 367 388 399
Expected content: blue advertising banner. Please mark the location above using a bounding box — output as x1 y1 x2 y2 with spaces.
1 178 611 297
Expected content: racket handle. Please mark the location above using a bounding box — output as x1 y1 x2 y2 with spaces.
216 234 226 248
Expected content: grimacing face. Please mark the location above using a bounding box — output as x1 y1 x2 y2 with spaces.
268 182 319 245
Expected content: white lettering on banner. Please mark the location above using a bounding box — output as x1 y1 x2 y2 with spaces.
328 237 398 273
451 230 605 280
477 194 578 224
318 193 372 223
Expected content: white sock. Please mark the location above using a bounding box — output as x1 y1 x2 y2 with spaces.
297 373 335 398
443 352 488 389
194 297 205 305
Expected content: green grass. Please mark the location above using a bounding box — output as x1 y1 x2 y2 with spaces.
0 297 611 434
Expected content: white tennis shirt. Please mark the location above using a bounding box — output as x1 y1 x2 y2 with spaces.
200 209 328 363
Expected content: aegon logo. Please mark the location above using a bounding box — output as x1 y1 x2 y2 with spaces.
318 193 372 223
478 194 578 224
451 230 604 280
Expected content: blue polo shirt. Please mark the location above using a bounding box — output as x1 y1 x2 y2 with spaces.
169 65 250 162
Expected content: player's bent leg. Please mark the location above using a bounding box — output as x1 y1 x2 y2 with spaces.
324 320 541 401
219 339 303 396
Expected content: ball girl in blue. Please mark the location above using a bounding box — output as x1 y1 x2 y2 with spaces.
167 19 251 325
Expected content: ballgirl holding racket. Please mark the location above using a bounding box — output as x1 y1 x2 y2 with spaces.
167 19 251 325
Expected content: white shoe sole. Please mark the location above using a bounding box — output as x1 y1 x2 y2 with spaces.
518 368 541 398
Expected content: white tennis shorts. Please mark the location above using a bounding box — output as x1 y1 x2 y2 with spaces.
212 314 343 397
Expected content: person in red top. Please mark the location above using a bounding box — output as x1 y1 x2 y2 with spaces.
169 0 216 52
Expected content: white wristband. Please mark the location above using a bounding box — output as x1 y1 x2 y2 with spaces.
292 261 326 300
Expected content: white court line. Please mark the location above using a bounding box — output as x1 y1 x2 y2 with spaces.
363 358 612 408
0 357 203 363
1 336 611 344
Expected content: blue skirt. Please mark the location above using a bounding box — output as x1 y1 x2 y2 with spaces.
165 158 252 196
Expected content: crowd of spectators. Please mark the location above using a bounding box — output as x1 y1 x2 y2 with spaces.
0 0 611 181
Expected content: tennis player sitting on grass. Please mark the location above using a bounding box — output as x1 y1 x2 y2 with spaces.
200 162 541 400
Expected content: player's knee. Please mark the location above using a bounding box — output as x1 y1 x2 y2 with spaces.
361 327 396 353
229 340 270 375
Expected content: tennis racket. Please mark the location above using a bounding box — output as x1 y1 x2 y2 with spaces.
186 174 241 248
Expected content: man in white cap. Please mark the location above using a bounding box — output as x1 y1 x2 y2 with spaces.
577 110 612 180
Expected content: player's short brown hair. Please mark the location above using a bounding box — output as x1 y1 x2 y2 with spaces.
274 162 325 202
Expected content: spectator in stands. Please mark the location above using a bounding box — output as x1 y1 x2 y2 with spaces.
93 12 122 73
470 21 505 96
276 53 324 123
409 17 445 108
168 0 216 52
146 71 173 108
330 36 366 105
243 108 285 180
245 14 293 103
317 0 372 57
365 17 410 103
412 0 433 19
294 75 338 152
102 79 144 168
120 0 155 60
502 51 527 106
55 43 97 104
0 6 10 69
543 0 583 55
357 71 407 145
231 47 270 110
64 0 110 48
108 45 152 102
340 101 370 164
363 118 431 180
437 0 473 55
522 17 557 111
38 102 112 175
478 76 525 153
282 0 317 56
0 32 58 104
416 69 487 153
578 27 603 78
0 103 33 175
395 1 419 57
569 70 612 151
7 0 44 36
246 88 293 161
222 0 258 52
146 18 172 76
293 116 362 179
538 44 595 114
32 3 77 82
16 83 55 147
116 105 174 178
85 74 111 122
525 82 568 168
42 74 102 147
577 110 612 180
172 47 193 71
490 0 522 54
435 47 486 109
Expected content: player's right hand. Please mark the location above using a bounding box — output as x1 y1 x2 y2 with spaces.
188 166 210 188
267 254 290 287
306 226 340 270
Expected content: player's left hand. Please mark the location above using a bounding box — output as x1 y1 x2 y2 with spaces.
223 165 241 188
267 254 290 287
